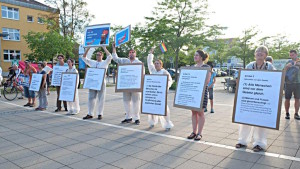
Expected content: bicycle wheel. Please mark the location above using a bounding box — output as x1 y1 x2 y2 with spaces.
3 86 18 101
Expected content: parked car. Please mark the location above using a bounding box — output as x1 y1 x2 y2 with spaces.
226 69 238 76
220 71 227 76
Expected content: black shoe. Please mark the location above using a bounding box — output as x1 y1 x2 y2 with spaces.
98 115 102 120
294 114 300 120
83 115 93 120
55 108 61 112
65 108 68 111
121 118 132 123
135 120 140 125
24 103 31 107
285 113 290 119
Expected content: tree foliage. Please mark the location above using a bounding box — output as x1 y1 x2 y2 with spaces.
227 27 258 68
259 34 300 59
23 31 74 62
138 0 224 81
45 0 94 39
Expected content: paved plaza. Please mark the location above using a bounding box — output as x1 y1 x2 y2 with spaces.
1 77 300 169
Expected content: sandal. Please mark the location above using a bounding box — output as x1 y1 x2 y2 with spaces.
235 143 247 148
194 134 202 141
187 132 196 139
252 145 264 152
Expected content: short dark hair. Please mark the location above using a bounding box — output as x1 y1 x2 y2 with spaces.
57 54 65 58
289 50 298 54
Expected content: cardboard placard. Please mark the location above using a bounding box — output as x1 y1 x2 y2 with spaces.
29 73 43 92
51 66 68 86
115 63 144 92
141 74 168 116
174 67 209 111
83 68 106 91
59 73 78 102
232 69 285 130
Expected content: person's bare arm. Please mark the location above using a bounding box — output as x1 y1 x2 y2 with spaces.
83 47 90 58
102 46 111 56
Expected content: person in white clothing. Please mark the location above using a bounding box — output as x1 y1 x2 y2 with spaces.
65 59 80 115
147 48 174 130
82 46 112 120
112 43 144 125
235 46 276 152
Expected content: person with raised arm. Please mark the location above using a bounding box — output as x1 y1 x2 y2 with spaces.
147 48 174 130
82 46 112 120
112 43 143 125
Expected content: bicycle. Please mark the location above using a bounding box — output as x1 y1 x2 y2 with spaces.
3 80 38 101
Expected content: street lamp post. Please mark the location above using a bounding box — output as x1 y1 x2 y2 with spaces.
0 33 9 67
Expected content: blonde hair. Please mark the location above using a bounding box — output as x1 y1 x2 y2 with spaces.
155 59 163 68
255 46 269 56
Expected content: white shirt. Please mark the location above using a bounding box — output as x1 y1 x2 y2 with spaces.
112 53 142 64
81 55 112 69
147 54 173 89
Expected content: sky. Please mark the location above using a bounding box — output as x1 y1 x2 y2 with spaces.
40 0 300 42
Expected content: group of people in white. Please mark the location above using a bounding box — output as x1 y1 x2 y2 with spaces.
2 43 299 153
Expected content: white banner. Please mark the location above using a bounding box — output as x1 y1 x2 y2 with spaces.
233 70 284 130
116 64 143 92
142 75 168 116
59 73 78 102
83 68 105 91
174 67 209 111
29 73 43 92
51 66 68 86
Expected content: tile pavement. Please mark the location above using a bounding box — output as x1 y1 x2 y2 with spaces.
0 78 300 168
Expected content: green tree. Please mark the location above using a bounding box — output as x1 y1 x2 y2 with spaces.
23 31 74 62
228 27 258 68
260 34 300 59
45 0 94 39
140 0 224 81
207 38 232 67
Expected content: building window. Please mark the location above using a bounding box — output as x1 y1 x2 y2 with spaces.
27 15 33 22
1 6 19 20
38 17 44 24
3 50 21 61
2 28 20 41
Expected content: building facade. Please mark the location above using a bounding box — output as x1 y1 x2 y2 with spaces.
0 0 57 72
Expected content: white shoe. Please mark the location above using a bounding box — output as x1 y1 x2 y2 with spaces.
149 124 154 128
71 112 79 115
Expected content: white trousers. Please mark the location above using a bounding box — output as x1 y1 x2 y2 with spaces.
88 85 106 116
123 92 141 121
238 124 268 149
148 106 174 129
67 88 80 114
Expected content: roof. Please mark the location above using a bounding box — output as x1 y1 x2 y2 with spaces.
0 0 57 12
16 0 52 9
